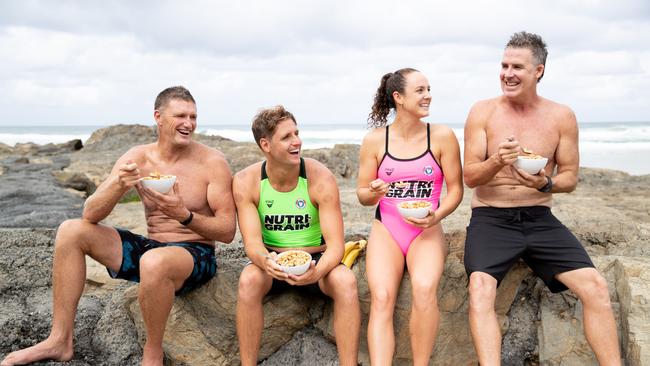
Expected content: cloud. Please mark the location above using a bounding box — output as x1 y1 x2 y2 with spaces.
0 0 648 125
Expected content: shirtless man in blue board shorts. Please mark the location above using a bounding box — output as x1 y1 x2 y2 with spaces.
1 86 236 366
463 32 622 365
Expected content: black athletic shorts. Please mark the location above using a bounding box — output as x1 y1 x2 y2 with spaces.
463 206 594 293
108 229 217 295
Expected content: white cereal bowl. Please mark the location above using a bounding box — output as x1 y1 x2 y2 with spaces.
397 200 432 219
140 175 176 193
514 156 548 175
276 250 312 275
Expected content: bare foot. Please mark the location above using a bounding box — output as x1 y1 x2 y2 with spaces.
1 338 73 366
142 345 164 366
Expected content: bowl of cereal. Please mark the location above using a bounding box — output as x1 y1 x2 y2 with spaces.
275 250 312 275
397 200 432 219
140 172 176 193
514 149 548 175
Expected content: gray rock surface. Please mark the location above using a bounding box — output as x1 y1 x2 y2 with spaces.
1 125 649 365
0 229 140 366
0 143 85 228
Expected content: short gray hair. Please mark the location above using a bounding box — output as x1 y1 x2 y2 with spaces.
506 31 548 81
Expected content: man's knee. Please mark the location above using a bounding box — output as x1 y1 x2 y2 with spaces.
139 251 170 282
468 272 497 313
238 266 270 303
576 271 611 308
325 266 358 303
55 219 91 250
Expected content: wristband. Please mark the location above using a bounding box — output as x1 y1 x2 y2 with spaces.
180 211 194 226
537 176 553 193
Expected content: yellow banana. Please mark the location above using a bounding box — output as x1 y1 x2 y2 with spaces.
342 247 361 268
343 241 357 258
357 239 367 250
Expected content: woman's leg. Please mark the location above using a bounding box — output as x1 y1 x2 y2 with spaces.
366 220 406 366
405 225 447 366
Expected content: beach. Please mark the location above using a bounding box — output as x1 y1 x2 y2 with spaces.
1 124 649 365
2 121 649 175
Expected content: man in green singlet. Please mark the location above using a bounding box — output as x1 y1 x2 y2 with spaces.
233 105 360 366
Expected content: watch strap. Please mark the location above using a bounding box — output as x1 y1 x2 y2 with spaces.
180 211 194 226
537 176 553 193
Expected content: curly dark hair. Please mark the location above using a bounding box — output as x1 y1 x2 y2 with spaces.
367 68 419 128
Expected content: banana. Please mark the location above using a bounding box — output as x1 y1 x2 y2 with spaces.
341 239 368 268
343 241 357 258
342 247 361 268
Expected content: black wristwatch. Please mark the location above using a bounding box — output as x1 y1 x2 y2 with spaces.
537 176 553 193
180 211 194 226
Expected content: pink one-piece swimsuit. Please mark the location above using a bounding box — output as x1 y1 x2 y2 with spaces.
376 123 444 256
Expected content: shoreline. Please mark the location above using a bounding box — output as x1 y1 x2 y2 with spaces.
0 122 650 176
1 122 649 175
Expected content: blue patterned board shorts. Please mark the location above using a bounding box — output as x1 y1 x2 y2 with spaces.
107 228 217 295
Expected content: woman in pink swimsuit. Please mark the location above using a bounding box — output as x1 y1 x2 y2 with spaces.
357 68 463 365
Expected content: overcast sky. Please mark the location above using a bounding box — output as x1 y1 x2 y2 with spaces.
1 0 649 127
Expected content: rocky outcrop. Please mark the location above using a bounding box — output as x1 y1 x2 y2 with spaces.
0 229 141 366
83 125 157 153
66 125 362 188
612 257 650 365
1 125 649 365
12 139 83 157
52 170 97 196
0 142 12 156
303 144 360 179
0 156 84 228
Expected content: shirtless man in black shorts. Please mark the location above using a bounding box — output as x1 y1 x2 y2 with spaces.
1 86 236 366
463 32 621 365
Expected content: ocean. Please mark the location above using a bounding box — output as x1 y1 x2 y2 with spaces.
1 122 649 175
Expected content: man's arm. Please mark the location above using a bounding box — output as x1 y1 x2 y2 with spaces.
186 155 236 242
549 107 580 193
82 148 142 223
463 101 518 188
302 161 345 281
233 167 287 280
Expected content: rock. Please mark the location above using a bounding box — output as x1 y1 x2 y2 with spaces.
0 228 140 366
0 142 12 155
303 144 360 179
2 125 650 365
52 171 97 196
90 288 142 366
0 228 56 292
501 276 543 365
0 158 84 228
261 327 339 366
11 139 83 157
614 257 650 365
83 125 157 153
11 143 41 156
